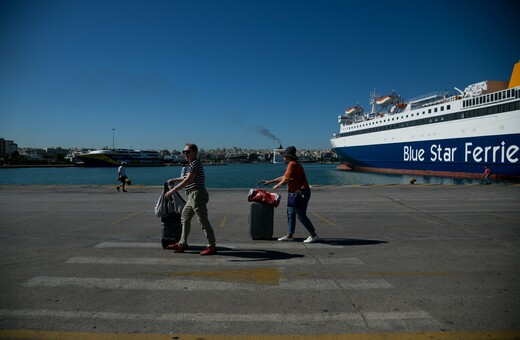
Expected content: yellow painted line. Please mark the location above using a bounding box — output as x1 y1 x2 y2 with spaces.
111 211 142 225
166 267 280 285
311 211 336 227
1 212 49 225
1 330 520 340
219 212 229 228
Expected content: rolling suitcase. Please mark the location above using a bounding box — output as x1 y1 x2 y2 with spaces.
249 201 274 240
156 182 186 249
161 212 182 249
247 182 280 240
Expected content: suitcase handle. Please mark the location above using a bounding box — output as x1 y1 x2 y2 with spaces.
257 180 267 188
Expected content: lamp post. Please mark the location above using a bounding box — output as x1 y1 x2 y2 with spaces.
112 128 115 150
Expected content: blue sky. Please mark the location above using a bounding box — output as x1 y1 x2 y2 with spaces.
1 0 519 151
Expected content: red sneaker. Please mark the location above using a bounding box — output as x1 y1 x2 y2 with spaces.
166 243 186 253
200 246 217 256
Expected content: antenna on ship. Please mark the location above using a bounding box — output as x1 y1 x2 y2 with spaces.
369 90 377 115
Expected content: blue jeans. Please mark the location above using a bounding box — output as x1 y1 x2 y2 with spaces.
287 187 316 235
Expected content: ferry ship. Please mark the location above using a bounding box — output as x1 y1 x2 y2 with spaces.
77 149 163 167
272 147 285 163
330 61 520 180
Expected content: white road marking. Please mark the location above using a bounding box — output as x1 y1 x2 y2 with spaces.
66 256 365 266
0 309 435 324
23 276 392 290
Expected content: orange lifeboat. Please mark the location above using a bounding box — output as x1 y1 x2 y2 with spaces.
376 95 397 106
345 106 360 115
345 105 364 115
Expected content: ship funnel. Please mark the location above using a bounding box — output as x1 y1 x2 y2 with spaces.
508 61 520 88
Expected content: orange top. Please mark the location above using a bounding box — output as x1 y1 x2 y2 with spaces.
283 161 309 192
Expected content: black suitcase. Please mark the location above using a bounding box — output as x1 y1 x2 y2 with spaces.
161 213 182 249
249 201 274 240
158 182 185 249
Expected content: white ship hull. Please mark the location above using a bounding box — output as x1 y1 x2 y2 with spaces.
330 62 520 179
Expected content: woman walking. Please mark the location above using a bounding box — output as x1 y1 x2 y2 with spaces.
164 143 217 255
264 146 319 243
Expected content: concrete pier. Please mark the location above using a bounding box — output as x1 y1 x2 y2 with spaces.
0 184 519 339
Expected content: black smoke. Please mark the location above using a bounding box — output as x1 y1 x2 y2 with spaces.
256 126 282 148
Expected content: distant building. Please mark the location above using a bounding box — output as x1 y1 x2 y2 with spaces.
0 138 18 156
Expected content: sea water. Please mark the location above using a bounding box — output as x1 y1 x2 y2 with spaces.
0 163 490 187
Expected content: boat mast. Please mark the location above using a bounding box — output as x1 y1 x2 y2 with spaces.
369 90 377 115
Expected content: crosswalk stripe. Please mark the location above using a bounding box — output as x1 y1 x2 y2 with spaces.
22 276 392 290
0 309 433 324
66 256 365 266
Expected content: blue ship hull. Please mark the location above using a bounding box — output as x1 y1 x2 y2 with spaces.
333 133 520 179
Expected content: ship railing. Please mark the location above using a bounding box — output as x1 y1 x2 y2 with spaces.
409 91 449 105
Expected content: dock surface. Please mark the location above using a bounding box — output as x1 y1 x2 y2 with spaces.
1 184 519 339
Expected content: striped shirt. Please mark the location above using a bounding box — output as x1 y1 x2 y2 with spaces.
185 159 205 191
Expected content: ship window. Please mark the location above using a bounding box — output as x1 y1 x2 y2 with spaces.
434 108 438 112
447 105 450 110
441 106 444 111
428 109 431 113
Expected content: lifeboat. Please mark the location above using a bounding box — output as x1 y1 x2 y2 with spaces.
396 102 407 108
376 95 398 106
345 106 360 115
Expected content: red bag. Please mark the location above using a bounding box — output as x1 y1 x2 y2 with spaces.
248 188 281 207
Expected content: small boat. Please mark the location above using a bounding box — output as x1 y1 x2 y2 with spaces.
345 106 361 115
376 95 398 106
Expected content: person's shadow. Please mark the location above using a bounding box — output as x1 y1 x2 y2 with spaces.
315 238 387 246
216 247 304 262
191 237 387 262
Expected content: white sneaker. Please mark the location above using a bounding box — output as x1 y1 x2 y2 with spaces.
277 235 294 242
303 235 319 243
